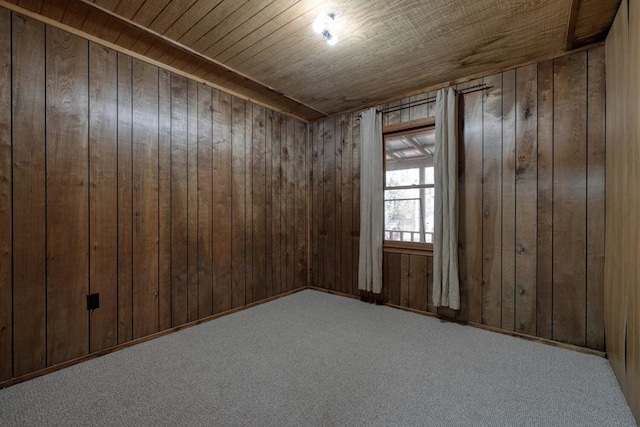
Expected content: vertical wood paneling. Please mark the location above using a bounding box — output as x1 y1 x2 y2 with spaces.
186 79 198 321
244 102 254 304
252 105 266 301
536 59 554 340
322 118 336 290
0 7 11 382
514 64 538 335
400 253 410 307
170 74 188 325
88 42 118 352
157 68 172 331
197 83 213 318
311 121 322 287
295 119 307 288
11 13 47 377
340 114 353 294
131 58 159 339
459 79 484 323
334 116 343 292
2 10 310 381
553 52 587 346
352 117 361 296
264 110 274 297
500 71 516 331
409 255 428 312
285 117 296 292
231 97 246 308
386 253 401 305
311 47 605 351
212 90 233 313
586 47 606 351
116 52 133 344
271 112 283 295
605 0 630 400
482 73 503 328
46 27 89 365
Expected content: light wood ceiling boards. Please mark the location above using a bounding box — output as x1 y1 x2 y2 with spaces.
5 0 621 121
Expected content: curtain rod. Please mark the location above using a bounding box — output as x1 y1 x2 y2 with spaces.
376 83 489 115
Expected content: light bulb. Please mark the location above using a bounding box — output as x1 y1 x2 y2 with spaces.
313 12 334 34
326 32 337 46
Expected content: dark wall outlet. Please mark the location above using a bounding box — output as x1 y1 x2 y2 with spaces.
87 293 100 310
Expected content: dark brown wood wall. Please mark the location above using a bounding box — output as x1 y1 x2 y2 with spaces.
0 10 307 383
605 0 640 420
310 46 606 351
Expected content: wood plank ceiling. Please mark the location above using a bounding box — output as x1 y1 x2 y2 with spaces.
4 0 621 121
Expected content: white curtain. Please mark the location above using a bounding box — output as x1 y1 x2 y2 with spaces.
433 88 460 310
358 107 383 294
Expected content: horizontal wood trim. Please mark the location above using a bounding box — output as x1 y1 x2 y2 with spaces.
383 242 433 255
383 118 435 134
0 287 308 389
384 302 606 358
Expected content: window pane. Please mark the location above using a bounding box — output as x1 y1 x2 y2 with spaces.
384 188 434 243
385 128 435 187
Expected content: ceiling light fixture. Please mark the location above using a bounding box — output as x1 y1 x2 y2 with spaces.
313 12 337 46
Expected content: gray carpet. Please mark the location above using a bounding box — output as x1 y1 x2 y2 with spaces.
0 289 636 426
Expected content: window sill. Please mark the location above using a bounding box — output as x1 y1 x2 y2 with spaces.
383 241 433 256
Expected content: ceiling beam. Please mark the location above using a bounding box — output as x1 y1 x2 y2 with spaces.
565 0 582 51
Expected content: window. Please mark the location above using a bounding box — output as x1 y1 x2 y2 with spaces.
384 123 435 250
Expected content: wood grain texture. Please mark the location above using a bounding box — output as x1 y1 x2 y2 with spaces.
481 73 503 328
0 7 11 381
157 68 172 331
131 58 159 339
88 42 118 352
605 0 633 415
46 26 89 365
170 74 189 325
409 255 429 312
251 105 267 302
536 59 554 340
11 12 48 370
197 83 213 318
514 64 538 335
552 52 587 346
500 72 516 331
322 117 336 290
271 112 283 295
244 101 254 304
2 9 310 380
264 110 273 297
231 96 246 308
585 46 605 351
311 47 605 351
117 52 133 344
295 119 308 288
212 90 233 313
186 79 198 322
625 0 640 417
459 79 484 324
400 253 410 307
340 114 354 294
286 116 296 292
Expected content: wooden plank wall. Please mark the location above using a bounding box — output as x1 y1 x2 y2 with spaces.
0 8 308 383
605 0 640 421
310 45 606 351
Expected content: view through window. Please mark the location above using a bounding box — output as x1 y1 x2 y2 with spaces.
384 126 435 247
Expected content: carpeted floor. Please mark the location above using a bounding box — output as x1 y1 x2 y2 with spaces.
0 289 636 426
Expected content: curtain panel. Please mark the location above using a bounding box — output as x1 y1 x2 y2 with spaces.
433 88 460 310
358 108 384 294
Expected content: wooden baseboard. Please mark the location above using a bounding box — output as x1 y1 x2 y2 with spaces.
0 287 307 389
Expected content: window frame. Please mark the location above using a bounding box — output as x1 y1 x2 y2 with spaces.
383 117 436 254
